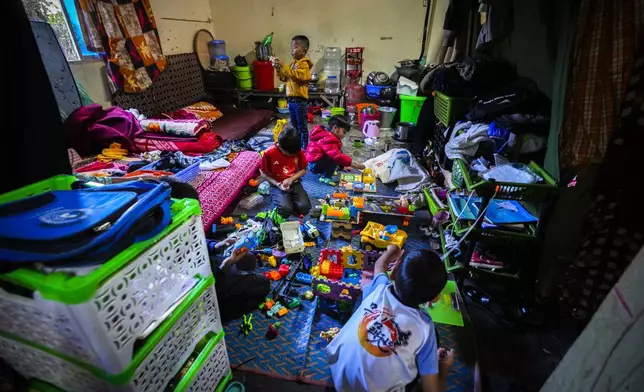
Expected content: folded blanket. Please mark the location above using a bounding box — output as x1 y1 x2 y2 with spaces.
139 118 211 137
365 148 430 192
134 131 222 154
156 101 224 123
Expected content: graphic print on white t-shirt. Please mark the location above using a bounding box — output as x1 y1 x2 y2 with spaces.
358 302 411 357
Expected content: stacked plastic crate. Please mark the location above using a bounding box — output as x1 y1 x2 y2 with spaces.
0 176 231 392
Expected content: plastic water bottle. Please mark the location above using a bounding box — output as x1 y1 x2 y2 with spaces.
324 47 342 74
325 75 340 94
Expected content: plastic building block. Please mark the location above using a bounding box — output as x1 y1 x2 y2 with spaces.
263 270 282 281
266 322 281 340
320 260 344 280
258 182 270 195
259 298 275 311
304 242 316 247
267 255 277 267
278 264 290 278
333 191 349 199
310 265 320 277
248 178 259 187
287 298 301 309
220 216 234 225
295 272 313 285
352 197 365 209
303 290 314 300
241 213 248 221
277 307 288 317
312 276 361 302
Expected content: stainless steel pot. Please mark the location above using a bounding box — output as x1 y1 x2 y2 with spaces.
394 122 415 142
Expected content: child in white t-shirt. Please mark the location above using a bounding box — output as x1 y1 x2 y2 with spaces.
326 245 454 392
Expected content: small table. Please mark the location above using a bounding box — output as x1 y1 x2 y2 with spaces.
234 88 342 107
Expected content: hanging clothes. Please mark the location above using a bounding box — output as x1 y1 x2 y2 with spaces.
559 0 643 168
75 0 167 93
560 44 644 324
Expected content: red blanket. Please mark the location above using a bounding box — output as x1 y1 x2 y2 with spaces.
134 131 222 153
191 151 261 232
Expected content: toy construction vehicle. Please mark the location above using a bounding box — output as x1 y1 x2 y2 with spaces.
359 221 407 250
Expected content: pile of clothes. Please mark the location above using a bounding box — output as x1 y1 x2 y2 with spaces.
64 102 225 157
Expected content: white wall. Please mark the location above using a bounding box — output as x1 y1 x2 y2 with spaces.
72 0 452 105
71 0 214 107
209 0 449 77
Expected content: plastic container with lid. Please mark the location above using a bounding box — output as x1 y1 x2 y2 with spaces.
208 40 226 57
325 75 340 94
324 47 342 74
252 60 274 91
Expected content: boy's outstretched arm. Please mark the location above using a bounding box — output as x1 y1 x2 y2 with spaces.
373 244 402 275
280 61 311 82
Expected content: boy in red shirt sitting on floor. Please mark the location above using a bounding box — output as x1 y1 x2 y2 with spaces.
260 127 311 218
305 115 365 183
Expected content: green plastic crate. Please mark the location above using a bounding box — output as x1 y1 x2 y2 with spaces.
173 332 232 392
445 191 539 248
453 159 558 203
0 276 223 392
0 175 212 375
399 94 427 124
433 91 472 127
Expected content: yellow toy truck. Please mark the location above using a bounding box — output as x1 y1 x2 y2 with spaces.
359 221 407 250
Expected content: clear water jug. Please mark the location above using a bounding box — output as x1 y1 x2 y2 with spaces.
324 47 342 74
325 75 340 94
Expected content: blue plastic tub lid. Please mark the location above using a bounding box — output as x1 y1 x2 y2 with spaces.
210 40 226 44
213 55 229 60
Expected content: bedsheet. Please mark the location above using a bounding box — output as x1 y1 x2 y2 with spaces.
191 150 261 233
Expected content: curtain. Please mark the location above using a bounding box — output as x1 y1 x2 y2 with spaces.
75 0 166 93
559 0 643 169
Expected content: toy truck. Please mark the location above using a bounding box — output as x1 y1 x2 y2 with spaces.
301 221 320 240
359 221 407 251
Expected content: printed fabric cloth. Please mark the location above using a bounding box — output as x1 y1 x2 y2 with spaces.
134 131 222 154
76 0 166 93
365 149 431 193
559 0 643 168
172 102 224 123
139 118 211 137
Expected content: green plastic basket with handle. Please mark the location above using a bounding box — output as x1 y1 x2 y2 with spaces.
433 91 472 127
453 159 558 203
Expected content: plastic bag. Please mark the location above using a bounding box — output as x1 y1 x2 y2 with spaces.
239 193 264 210
481 163 542 184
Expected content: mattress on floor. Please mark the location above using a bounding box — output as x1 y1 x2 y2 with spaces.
211 107 274 141
191 150 261 233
